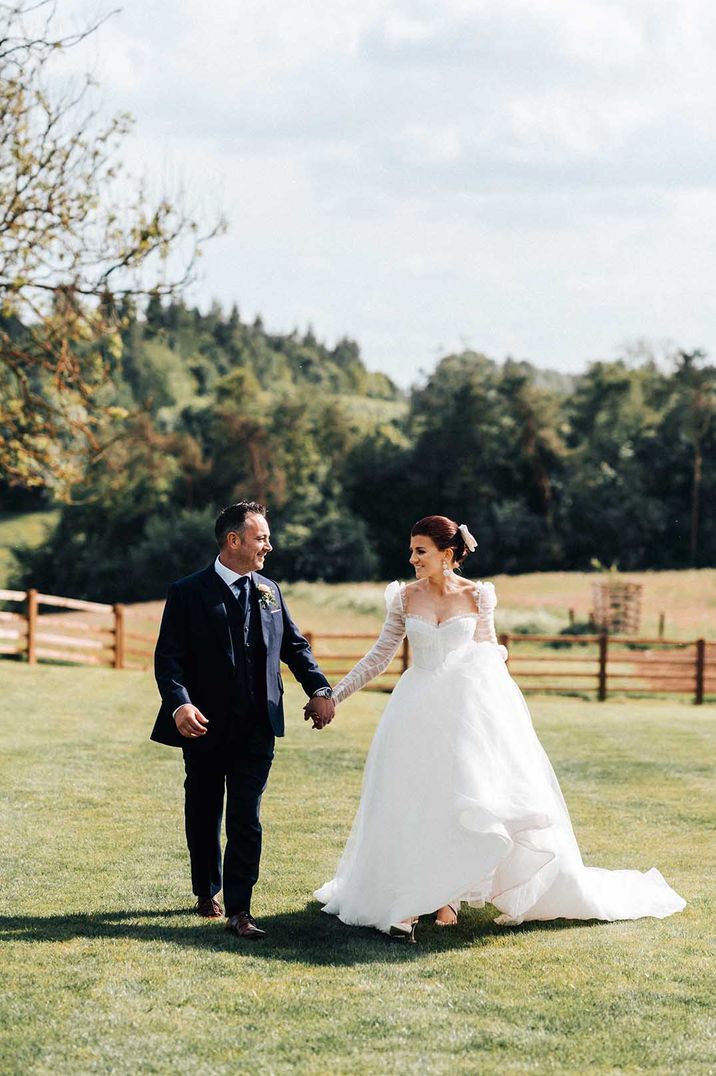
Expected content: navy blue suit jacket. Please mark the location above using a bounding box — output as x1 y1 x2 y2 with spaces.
151 564 329 747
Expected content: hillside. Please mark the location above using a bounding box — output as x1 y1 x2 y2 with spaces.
3 300 715 598
119 298 401 414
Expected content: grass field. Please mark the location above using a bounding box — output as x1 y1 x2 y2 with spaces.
1 664 714 1074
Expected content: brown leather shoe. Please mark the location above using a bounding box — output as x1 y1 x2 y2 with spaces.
195 895 223 918
225 912 266 939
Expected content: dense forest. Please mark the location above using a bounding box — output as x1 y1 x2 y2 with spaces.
6 298 716 601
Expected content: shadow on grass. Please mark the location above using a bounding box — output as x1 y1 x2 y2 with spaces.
0 902 600 965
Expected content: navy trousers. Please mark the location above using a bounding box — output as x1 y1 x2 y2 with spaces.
182 724 274 916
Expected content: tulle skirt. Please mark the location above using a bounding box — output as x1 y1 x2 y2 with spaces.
315 642 685 932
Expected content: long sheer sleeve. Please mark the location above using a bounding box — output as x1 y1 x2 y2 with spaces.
475 581 508 660
333 582 406 704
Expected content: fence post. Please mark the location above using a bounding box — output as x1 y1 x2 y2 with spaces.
658 612 665 640
598 633 608 701
113 603 125 670
26 589 38 665
568 608 575 627
695 638 705 705
401 636 410 673
305 631 313 651
499 633 510 664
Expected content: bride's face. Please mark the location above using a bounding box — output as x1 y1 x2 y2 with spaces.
409 534 452 579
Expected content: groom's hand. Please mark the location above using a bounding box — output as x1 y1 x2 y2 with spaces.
174 704 209 738
303 696 335 730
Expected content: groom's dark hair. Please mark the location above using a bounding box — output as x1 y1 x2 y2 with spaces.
215 501 267 546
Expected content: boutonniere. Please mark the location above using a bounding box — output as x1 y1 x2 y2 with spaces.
256 583 278 610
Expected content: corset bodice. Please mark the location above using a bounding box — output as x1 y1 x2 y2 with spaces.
332 581 505 705
406 614 479 670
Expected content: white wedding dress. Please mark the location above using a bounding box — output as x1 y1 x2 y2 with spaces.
315 581 685 932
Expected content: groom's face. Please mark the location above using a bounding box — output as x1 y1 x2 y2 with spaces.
223 513 273 573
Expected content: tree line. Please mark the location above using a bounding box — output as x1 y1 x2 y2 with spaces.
7 299 715 601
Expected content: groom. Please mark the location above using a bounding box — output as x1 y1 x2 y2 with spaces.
151 501 335 939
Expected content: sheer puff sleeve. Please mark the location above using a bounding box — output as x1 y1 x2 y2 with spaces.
475 581 508 661
333 582 406 704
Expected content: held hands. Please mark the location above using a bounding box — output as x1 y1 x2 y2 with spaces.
303 695 335 731
174 703 209 738
174 699 335 736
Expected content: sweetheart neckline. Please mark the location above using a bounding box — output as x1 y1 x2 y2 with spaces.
406 613 479 629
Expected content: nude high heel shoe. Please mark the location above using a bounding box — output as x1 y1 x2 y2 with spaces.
389 917 418 942
435 902 459 927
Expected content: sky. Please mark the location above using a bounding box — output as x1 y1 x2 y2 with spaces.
58 0 716 385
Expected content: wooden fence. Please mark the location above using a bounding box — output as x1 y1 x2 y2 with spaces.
0 588 152 670
1 589 713 703
494 632 714 704
304 630 715 704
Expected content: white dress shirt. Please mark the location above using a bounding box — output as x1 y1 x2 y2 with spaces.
213 555 253 591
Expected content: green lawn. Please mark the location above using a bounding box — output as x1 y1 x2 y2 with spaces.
1 664 714 1074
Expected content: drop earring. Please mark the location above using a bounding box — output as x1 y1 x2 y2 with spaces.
443 559 451 577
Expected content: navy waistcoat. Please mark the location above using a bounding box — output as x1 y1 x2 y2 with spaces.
223 582 268 718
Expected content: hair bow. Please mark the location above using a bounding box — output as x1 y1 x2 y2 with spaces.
458 523 478 552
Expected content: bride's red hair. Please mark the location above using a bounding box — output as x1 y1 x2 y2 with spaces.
411 515 469 565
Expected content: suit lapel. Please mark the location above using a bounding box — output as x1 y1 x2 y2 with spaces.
253 572 274 651
201 565 234 667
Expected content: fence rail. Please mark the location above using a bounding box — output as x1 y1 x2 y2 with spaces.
0 588 128 669
0 589 713 703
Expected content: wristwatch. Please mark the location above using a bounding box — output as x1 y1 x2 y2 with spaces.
312 687 334 699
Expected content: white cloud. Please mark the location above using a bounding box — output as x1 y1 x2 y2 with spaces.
49 0 716 381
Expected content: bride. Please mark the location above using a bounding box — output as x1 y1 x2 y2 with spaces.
313 515 685 940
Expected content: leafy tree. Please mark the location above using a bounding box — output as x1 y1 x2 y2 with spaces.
556 352 714 569
342 423 415 577
646 350 716 567
560 360 667 568
205 368 273 505
500 360 564 542
272 510 379 582
0 2 221 495
672 351 716 564
9 415 209 599
390 352 566 574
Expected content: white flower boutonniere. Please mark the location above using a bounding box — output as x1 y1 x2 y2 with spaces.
256 583 278 610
